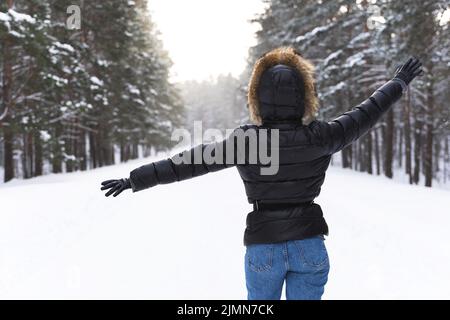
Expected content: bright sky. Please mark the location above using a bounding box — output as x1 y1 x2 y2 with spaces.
149 0 267 82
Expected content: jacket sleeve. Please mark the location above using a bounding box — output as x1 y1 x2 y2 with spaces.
317 79 406 155
129 132 238 192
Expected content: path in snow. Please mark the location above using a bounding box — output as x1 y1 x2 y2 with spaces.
1 155 449 299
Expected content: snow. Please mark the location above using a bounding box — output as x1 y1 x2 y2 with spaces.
97 60 109 67
322 50 343 67
54 42 75 53
321 81 346 98
349 32 370 47
48 42 74 60
40 130 51 142
62 67 72 74
47 74 68 86
90 77 104 87
0 12 11 22
128 85 141 95
9 30 24 38
8 9 36 24
295 24 334 43
64 154 77 161
0 156 449 299
134 98 145 105
344 52 366 68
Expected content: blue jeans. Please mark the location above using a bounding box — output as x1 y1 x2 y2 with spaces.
245 235 330 300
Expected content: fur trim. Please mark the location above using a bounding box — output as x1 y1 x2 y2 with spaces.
247 47 319 125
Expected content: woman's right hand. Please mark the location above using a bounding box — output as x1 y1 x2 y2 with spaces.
100 178 131 197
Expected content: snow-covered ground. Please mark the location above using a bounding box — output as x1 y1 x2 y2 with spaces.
0 155 449 299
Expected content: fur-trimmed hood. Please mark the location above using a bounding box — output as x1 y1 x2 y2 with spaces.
247 47 319 125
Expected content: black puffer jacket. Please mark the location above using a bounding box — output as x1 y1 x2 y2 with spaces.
129 47 405 245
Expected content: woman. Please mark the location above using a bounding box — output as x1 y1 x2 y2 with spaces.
100 47 423 300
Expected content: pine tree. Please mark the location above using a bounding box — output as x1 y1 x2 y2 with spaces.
0 0 184 181
246 0 449 186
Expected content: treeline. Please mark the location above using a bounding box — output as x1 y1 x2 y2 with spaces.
247 0 449 187
0 0 183 182
180 74 247 131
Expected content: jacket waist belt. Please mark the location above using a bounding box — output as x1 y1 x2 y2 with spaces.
253 200 313 211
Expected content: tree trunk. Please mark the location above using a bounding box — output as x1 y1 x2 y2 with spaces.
374 128 380 175
120 142 125 162
125 144 131 162
111 145 115 165
22 134 28 179
384 108 394 179
348 145 353 169
398 127 403 167
356 140 361 171
143 145 151 157
1 0 14 182
34 130 43 176
97 128 113 167
367 131 373 174
444 137 448 184
95 132 103 167
3 123 14 182
341 146 350 168
404 90 412 183
413 117 422 185
132 143 139 160
73 126 79 171
433 138 440 173
22 132 33 179
424 80 434 187
78 130 87 171
89 132 97 169
66 123 74 173
28 131 34 177
52 124 63 173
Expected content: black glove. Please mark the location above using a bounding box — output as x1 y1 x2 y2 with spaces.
394 57 423 86
101 178 131 197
